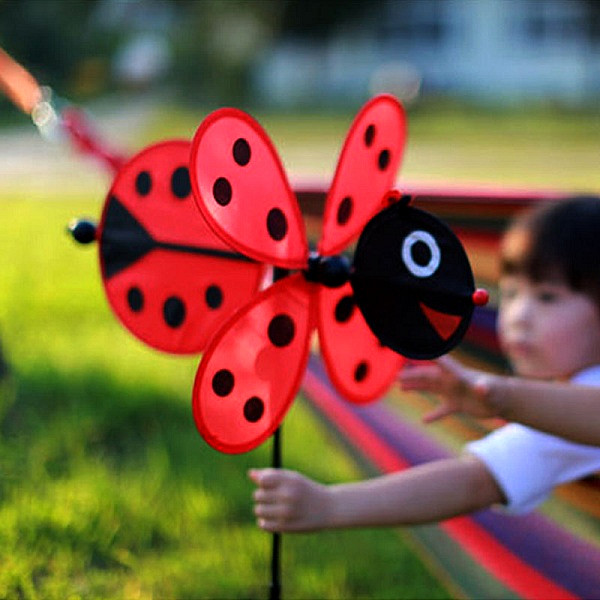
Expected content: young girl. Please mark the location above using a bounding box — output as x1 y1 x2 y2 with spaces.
249 195 600 532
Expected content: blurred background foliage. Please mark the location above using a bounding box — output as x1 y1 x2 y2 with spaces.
0 0 382 111
4 0 600 116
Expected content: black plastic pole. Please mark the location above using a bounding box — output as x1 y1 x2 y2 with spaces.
269 426 282 600
269 267 288 600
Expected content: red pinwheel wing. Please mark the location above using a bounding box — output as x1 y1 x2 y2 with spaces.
317 283 404 403
190 109 309 269
99 140 264 354
193 273 315 454
319 95 406 256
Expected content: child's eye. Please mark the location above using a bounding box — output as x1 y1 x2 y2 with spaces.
536 290 559 303
499 285 518 301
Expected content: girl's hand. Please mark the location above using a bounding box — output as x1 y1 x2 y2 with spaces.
398 355 496 423
248 468 331 532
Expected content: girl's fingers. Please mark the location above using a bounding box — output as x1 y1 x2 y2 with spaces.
250 470 328 533
473 378 492 399
256 516 309 533
257 518 279 532
399 367 445 393
257 518 300 533
254 504 304 533
252 488 277 504
399 363 440 378
423 404 455 424
253 503 290 521
436 354 462 372
248 468 284 489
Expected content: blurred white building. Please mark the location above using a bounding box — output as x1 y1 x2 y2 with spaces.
252 0 600 106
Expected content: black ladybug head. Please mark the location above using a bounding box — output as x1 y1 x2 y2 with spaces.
351 201 478 359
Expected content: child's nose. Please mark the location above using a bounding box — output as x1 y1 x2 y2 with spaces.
506 293 535 325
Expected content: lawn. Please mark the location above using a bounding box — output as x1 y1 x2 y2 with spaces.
1 98 599 599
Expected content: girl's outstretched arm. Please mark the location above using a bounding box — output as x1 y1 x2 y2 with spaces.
399 355 600 446
249 455 503 533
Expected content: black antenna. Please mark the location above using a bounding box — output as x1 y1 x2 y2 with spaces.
67 218 97 244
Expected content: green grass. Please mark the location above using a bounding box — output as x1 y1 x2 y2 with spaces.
0 197 450 598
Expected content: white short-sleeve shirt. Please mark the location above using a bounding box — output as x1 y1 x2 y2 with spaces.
465 365 600 514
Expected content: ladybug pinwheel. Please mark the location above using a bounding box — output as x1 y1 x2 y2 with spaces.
188 94 487 454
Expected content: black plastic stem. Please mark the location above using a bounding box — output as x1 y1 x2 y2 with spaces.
269 266 289 600
269 426 282 600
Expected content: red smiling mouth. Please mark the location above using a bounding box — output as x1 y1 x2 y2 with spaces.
419 302 462 340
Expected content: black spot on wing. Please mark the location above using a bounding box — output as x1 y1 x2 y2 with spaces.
171 166 191 199
136 171 152 196
243 397 264 422
337 196 353 226
163 296 185 328
378 149 390 171
268 314 295 347
267 208 287 241
212 369 234 396
334 295 355 323
233 138 251 166
364 124 375 147
127 287 144 312
213 178 232 206
205 285 223 309
354 361 369 382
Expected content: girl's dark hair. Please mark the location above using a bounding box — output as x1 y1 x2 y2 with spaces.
501 196 600 306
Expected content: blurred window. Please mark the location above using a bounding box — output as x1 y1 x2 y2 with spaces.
380 0 444 45
519 0 588 44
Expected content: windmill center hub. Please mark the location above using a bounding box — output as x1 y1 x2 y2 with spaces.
304 253 350 288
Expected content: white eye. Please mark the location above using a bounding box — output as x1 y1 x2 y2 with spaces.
402 230 440 278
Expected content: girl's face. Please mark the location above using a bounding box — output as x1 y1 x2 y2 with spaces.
498 275 600 379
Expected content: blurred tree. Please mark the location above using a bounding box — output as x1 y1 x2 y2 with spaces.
167 0 283 104
0 0 384 108
280 0 384 38
167 0 384 104
0 0 118 98
583 0 600 38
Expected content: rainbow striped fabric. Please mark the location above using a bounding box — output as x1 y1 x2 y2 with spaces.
297 184 600 600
